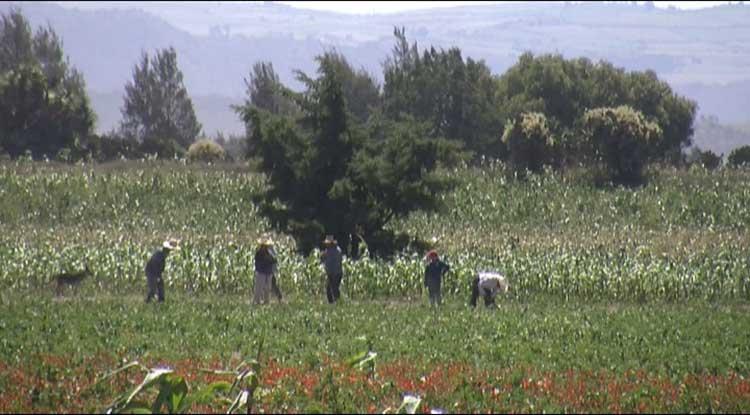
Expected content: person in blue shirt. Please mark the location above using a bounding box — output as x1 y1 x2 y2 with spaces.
145 239 180 303
424 250 450 306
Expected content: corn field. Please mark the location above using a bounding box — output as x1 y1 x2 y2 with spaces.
1 159 749 302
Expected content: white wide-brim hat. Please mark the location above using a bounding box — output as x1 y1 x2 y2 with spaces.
163 239 181 250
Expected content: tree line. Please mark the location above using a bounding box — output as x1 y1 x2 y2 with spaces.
3 9 750 255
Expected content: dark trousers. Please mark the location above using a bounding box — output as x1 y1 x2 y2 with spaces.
271 274 283 301
469 277 494 308
426 280 442 306
326 272 343 303
146 274 164 303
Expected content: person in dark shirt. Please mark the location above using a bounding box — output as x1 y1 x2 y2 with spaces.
254 237 277 304
321 235 343 303
269 245 283 302
145 239 180 303
424 250 450 306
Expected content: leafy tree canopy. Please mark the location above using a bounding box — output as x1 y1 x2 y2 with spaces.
0 8 95 159
496 52 696 164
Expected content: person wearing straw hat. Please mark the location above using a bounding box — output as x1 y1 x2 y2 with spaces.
145 238 180 303
254 236 277 304
424 250 450 306
470 271 510 308
321 235 343 303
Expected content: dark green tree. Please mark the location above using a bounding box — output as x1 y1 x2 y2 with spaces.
237 54 460 256
239 61 298 158
727 145 750 168
0 8 95 159
242 61 297 117
299 51 381 125
120 46 202 157
383 27 502 158
686 147 722 170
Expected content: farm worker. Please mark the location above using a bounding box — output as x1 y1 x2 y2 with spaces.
470 271 510 308
145 238 180 303
424 250 450 306
269 245 283 302
321 235 344 303
254 236 277 304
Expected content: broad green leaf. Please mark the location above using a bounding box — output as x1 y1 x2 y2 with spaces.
396 394 422 414
226 390 249 414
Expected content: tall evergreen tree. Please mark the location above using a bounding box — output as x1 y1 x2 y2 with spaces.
242 61 297 117
238 54 460 256
120 46 202 156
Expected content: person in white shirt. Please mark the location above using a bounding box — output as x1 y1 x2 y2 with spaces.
470 271 510 308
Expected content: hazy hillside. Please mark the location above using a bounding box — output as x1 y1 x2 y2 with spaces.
672 81 750 126
3 1 750 146
691 116 750 158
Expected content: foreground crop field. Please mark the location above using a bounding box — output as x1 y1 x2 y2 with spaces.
1 160 750 413
2 296 750 413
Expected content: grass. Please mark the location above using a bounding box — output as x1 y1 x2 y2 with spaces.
3 295 749 374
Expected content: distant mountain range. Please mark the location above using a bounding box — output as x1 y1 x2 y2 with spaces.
3 1 750 152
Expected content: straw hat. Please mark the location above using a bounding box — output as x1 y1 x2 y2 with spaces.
323 235 337 245
163 238 181 250
256 236 274 246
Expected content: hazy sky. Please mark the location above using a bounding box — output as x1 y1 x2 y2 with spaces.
275 1 732 14
55 1 734 14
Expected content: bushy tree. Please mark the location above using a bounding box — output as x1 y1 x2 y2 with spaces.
496 53 696 165
501 112 556 174
120 46 202 157
237 53 460 256
187 139 225 163
0 8 95 159
581 106 663 185
727 145 750 168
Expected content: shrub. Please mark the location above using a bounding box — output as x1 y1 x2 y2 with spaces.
501 112 556 175
686 147 722 171
727 145 750 168
187 139 225 163
580 106 662 186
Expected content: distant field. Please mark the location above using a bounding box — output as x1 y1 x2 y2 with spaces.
1 160 749 412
